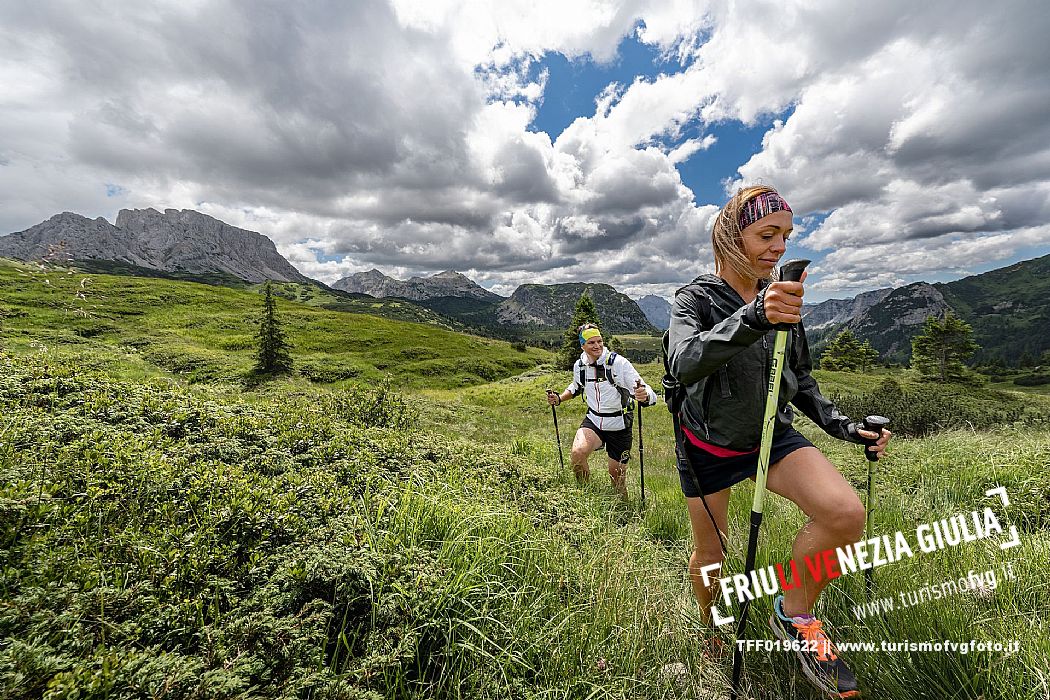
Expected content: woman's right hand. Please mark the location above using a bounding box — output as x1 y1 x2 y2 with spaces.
762 270 807 325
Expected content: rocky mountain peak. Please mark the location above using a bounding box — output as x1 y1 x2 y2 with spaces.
1 208 309 283
332 268 501 301
497 283 656 333
636 294 672 330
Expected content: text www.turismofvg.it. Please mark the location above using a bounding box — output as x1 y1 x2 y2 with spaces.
851 564 1016 621
736 639 1021 655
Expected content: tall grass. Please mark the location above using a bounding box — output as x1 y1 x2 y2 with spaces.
2 260 1048 698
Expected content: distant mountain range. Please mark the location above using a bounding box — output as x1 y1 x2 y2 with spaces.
636 294 671 330
0 209 309 284
0 209 659 337
802 253 1050 365
332 268 501 302
335 269 657 335
3 208 1045 361
498 283 656 333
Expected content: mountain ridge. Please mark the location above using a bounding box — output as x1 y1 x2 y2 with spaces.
332 268 502 302
803 253 1050 365
0 208 309 284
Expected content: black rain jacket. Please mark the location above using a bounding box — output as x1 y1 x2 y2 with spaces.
667 274 864 452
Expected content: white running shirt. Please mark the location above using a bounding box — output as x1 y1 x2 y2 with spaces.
565 348 656 431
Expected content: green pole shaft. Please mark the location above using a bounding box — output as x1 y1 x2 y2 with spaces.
865 459 874 597
730 327 790 700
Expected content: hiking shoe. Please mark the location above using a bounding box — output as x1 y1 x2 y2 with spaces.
769 595 860 698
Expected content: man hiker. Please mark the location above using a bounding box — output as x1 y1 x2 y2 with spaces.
546 323 657 499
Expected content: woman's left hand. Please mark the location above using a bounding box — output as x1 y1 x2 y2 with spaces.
857 427 892 459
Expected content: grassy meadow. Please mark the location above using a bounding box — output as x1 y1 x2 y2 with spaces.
1 258 1048 699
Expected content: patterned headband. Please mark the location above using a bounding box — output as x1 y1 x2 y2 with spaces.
738 191 792 230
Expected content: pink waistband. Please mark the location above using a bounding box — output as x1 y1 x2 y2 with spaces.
681 423 757 457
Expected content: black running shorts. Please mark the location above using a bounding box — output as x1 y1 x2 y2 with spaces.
677 427 813 496
580 415 633 464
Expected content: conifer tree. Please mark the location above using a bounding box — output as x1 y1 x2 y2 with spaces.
821 329 879 371
560 292 613 369
911 312 978 383
254 281 293 375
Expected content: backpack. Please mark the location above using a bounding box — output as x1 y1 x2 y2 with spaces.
579 352 635 430
661 331 683 415
661 283 712 416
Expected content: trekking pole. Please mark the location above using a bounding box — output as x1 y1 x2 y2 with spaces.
636 395 646 505
861 415 889 600
546 390 565 470
730 258 810 700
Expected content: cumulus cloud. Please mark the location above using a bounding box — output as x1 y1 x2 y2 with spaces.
726 1 1050 290
0 0 1046 301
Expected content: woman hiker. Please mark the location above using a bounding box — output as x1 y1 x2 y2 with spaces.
547 323 657 499
667 185 891 698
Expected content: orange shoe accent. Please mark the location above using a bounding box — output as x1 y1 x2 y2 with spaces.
791 617 838 662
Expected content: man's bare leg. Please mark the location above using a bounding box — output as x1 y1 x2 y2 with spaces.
570 428 603 483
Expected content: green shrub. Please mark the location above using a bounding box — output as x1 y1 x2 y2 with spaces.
328 385 416 430
830 378 1050 437
1013 374 1050 387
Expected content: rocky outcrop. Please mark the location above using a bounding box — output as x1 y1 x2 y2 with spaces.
0 208 309 283
807 282 955 362
636 294 672 330
846 282 952 358
497 283 656 333
0 212 145 265
802 287 893 330
332 269 502 301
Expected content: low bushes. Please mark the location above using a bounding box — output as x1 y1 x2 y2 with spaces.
829 378 1050 437
1013 373 1050 386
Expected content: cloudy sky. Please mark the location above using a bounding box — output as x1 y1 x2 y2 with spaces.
2 1 1048 301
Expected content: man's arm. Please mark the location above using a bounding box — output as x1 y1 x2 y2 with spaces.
548 360 582 405
616 357 657 406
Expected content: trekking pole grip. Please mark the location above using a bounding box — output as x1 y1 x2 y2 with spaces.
862 415 889 462
779 258 811 283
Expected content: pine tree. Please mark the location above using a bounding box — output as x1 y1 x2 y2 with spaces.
254 281 294 375
857 339 879 371
910 312 979 383
821 329 879 371
560 292 611 369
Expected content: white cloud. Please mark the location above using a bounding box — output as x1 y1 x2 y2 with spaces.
1 0 1047 300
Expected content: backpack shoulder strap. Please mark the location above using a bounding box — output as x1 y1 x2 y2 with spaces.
606 352 618 385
